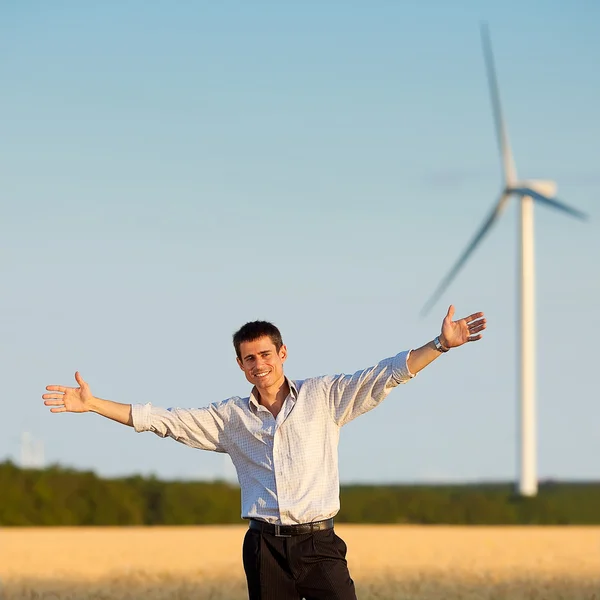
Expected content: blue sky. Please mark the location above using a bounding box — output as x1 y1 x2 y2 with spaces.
2 1 598 485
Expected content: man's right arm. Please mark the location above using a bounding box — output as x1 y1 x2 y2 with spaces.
43 371 227 452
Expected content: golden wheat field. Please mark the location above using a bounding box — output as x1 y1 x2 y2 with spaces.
1 525 599 599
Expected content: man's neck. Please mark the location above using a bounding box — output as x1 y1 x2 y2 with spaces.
255 376 290 418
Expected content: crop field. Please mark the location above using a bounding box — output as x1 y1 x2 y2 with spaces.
1 525 599 599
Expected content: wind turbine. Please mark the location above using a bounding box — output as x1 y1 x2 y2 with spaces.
421 24 587 497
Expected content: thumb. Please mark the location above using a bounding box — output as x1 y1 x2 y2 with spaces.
74 371 87 389
445 304 455 322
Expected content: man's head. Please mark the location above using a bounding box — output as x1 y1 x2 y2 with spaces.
233 321 283 360
233 321 287 391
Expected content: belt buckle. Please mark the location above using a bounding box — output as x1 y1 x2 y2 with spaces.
274 524 291 538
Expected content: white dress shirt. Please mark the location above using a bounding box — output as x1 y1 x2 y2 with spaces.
132 350 415 525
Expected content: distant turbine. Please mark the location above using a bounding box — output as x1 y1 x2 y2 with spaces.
20 431 45 469
421 24 588 497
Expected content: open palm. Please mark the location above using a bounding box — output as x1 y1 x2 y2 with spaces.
43 372 93 413
440 305 486 349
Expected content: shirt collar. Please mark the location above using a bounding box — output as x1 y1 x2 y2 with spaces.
248 376 297 411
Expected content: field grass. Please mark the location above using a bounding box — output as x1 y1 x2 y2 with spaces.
1 525 599 599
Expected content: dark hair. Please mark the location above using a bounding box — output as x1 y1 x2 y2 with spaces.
233 321 284 360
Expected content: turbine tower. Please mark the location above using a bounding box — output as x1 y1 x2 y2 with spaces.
421 24 587 497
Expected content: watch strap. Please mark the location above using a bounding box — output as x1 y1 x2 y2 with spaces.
434 336 449 353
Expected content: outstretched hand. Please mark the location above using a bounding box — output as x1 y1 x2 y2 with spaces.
43 372 93 413
439 305 486 349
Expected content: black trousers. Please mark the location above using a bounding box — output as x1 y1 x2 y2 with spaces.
242 526 357 600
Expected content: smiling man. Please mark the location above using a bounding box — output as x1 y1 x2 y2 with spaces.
43 304 486 600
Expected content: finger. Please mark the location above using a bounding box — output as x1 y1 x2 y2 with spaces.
468 333 484 342
44 399 65 406
464 319 486 331
46 385 68 392
465 312 485 324
75 371 86 387
446 305 455 321
42 393 64 400
49 407 67 413
468 323 487 334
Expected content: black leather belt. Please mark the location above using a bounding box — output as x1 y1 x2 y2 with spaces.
249 518 334 537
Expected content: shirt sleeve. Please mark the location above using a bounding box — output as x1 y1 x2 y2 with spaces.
323 350 415 427
131 401 229 453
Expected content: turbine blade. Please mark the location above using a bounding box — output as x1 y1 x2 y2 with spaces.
481 23 517 186
509 187 589 220
421 194 509 316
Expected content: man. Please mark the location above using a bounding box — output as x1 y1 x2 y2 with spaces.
43 304 486 599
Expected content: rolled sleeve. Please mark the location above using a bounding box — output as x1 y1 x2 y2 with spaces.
130 401 227 452
131 402 153 432
392 350 416 383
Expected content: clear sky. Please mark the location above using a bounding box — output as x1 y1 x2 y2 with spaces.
2 0 598 485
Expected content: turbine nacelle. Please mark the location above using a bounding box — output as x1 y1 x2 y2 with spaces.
508 180 557 198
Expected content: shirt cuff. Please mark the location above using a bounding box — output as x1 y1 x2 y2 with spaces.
131 403 153 432
392 350 416 383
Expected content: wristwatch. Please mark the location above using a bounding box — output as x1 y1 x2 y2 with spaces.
434 336 449 353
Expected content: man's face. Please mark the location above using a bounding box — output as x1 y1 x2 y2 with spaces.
237 336 288 392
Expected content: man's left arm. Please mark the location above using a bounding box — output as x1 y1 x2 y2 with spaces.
407 304 486 375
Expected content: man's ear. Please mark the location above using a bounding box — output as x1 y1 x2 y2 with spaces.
279 345 288 363
236 357 244 371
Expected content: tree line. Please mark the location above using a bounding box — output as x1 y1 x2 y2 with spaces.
1 461 599 526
